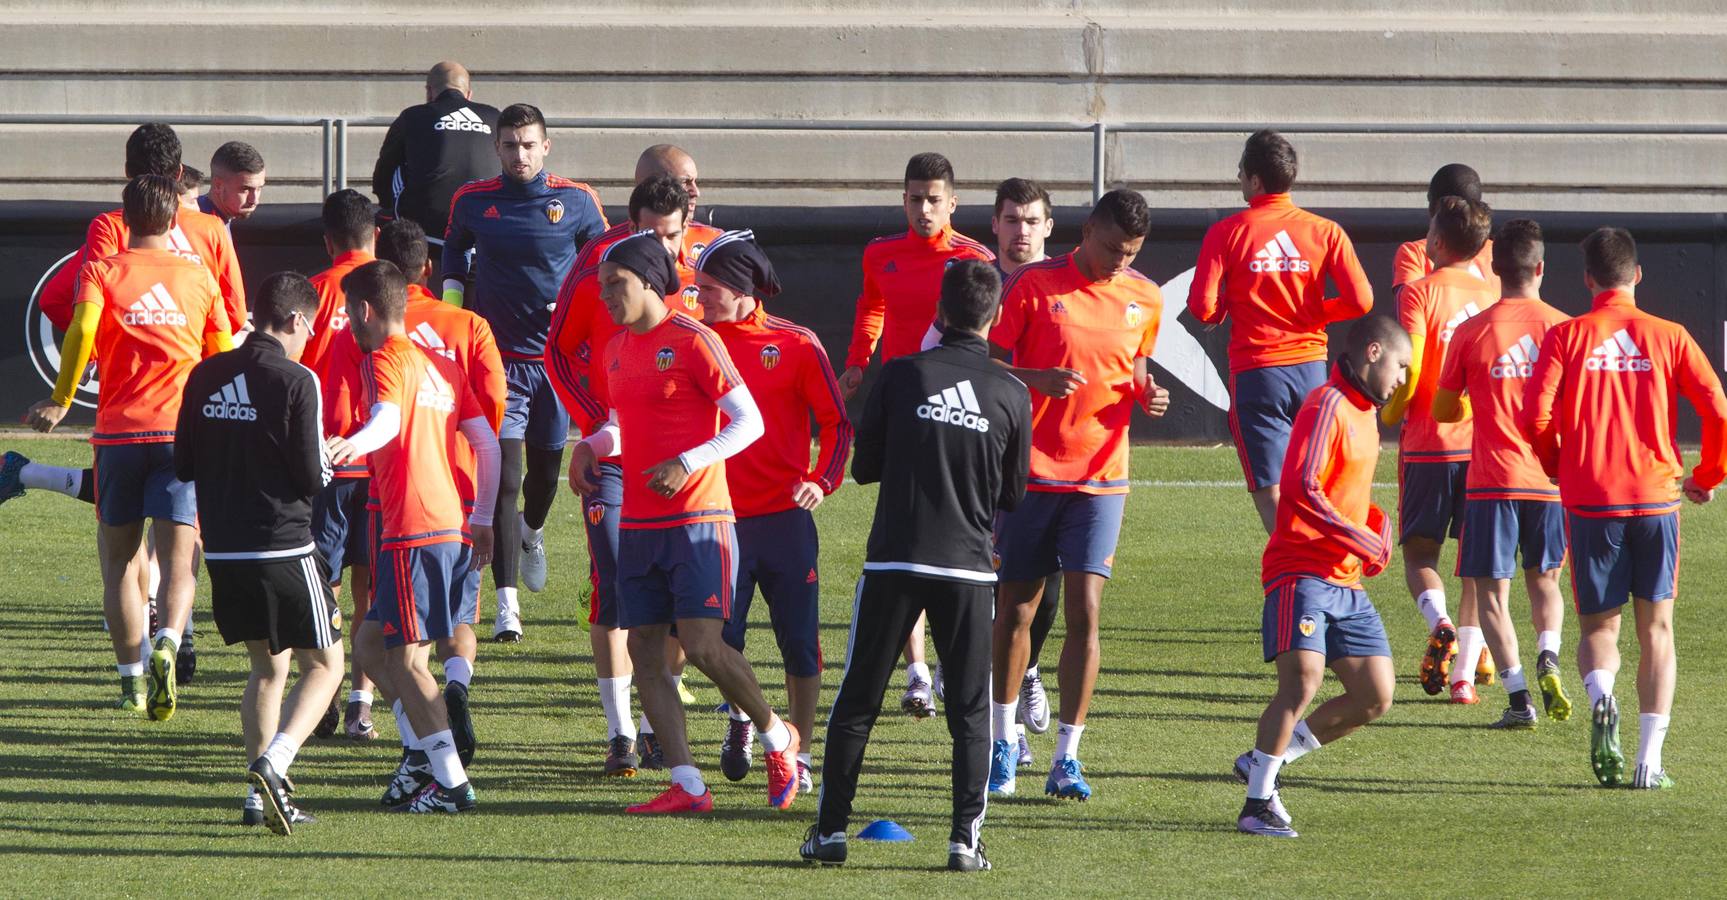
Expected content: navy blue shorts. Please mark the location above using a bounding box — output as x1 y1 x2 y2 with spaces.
1457 498 1566 579
372 539 475 648
94 443 197 527
1399 459 1468 544
583 463 623 628
1229 361 1327 492
1262 576 1391 663
502 358 570 450
995 491 1127 582
312 477 370 581
617 521 739 628
725 507 823 678
1567 512 1679 615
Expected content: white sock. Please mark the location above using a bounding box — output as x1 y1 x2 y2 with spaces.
759 715 792 753
1015 723 1027 742
1025 664 1039 681
598 675 635 740
153 629 180 652
349 688 374 705
1054 721 1085 761
138 633 151 667
1284 720 1321 764
1416 590 1450 632
1537 631 1561 656
906 661 930 687
117 660 144 677
243 787 263 809
260 732 301 774
1583 669 1617 706
147 565 162 606
443 656 474 688
797 751 812 767
19 462 81 496
393 699 418 748
496 586 519 616
1501 665 1528 696
729 703 751 723
520 512 543 545
1637 713 1670 772
949 841 978 857
1246 749 1284 800
670 764 706 796
420 729 468 788
1454 626 1484 686
672 673 686 695
991 701 1017 743
638 712 654 735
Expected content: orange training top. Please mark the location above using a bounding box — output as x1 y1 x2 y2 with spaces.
1396 266 1497 460
845 227 994 369
1436 296 1567 501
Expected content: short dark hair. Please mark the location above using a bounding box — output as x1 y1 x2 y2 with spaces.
994 177 1051 216
1581 227 1638 289
322 189 375 251
939 260 1002 332
496 103 546 136
1427 163 1483 215
376 219 429 276
252 272 318 333
178 164 204 195
1089 188 1151 238
1492 218 1544 285
905 152 955 189
1431 196 1492 259
125 123 181 179
122 174 179 235
210 140 265 175
340 260 408 320
628 175 690 224
1240 129 1298 194
1345 314 1411 360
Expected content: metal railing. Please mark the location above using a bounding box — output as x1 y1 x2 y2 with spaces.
8 114 1727 204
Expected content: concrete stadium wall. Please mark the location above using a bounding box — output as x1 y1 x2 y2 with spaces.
4 2 1726 211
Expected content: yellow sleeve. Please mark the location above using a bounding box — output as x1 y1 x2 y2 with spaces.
204 329 235 356
1431 387 1463 424
1380 331 1426 426
51 301 100 407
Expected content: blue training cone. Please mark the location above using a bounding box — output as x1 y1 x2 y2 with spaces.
856 819 914 842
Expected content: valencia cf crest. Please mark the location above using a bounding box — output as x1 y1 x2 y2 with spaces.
330 610 344 632
545 198 565 224
586 501 606 526
688 243 708 263
1298 615 1317 637
656 347 675 371
682 285 700 311
760 344 782 370
1125 302 1143 328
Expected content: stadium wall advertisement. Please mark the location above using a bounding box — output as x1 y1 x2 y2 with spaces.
4 202 1723 440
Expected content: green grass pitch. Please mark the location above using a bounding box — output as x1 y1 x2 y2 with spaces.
1 437 1721 896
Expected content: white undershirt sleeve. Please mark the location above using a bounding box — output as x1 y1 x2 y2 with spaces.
678 384 765 473
343 402 401 455
582 410 621 458
460 416 501 527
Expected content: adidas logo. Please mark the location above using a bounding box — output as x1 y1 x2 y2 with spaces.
1586 328 1654 373
704 594 721 608
409 322 455 361
806 568 818 584
122 283 189 326
483 205 501 219
167 226 204 266
1249 230 1310 273
916 379 990 432
416 365 457 412
1490 334 1541 379
433 107 492 134
202 374 258 421
1439 302 1482 341
882 261 898 273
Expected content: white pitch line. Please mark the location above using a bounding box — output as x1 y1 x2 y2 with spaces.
556 475 1395 488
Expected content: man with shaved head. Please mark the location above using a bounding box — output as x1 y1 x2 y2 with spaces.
372 61 501 245
592 144 722 317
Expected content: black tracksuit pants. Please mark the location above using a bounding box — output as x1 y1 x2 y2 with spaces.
817 569 993 848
